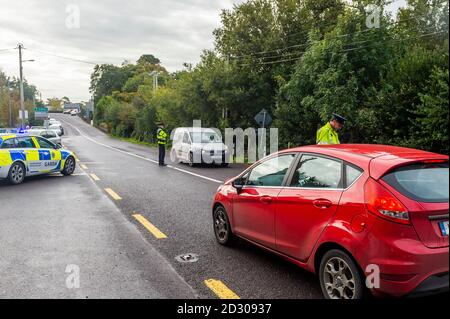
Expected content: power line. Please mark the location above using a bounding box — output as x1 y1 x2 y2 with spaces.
0 48 16 54
30 49 99 65
230 27 375 60
243 36 377 62
235 21 445 64
237 30 447 67
233 14 444 60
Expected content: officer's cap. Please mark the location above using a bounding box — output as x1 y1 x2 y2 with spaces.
332 113 346 125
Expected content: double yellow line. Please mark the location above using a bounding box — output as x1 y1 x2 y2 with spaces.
78 160 240 299
133 214 167 239
204 279 240 299
81 163 167 239
90 173 100 181
104 188 122 201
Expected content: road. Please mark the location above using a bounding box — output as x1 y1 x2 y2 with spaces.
1 114 322 299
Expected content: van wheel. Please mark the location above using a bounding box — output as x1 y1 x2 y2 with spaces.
319 249 365 299
62 156 76 176
170 149 179 163
188 152 196 167
213 206 235 246
8 162 26 185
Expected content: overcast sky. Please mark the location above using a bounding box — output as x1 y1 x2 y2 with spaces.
0 0 405 102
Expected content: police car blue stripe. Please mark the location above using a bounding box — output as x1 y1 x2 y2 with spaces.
61 151 70 160
10 151 25 161
38 150 51 161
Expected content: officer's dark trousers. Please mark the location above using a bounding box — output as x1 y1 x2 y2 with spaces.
159 144 166 165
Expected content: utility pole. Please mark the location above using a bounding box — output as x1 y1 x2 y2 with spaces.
17 44 35 128
18 43 25 128
149 71 159 94
91 95 95 125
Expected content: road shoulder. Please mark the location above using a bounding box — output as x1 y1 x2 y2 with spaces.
0 172 198 299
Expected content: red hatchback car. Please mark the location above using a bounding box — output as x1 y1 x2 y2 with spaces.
212 144 449 299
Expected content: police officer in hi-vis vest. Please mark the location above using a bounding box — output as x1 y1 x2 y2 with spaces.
157 122 168 166
316 113 346 145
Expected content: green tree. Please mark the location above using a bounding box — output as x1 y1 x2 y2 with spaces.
137 54 161 65
411 66 449 153
276 10 396 146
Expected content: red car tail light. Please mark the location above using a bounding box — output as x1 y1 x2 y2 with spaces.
364 178 411 225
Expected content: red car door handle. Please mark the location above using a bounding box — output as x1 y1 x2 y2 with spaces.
313 199 333 209
260 196 273 204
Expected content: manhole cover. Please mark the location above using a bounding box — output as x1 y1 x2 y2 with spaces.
175 253 199 263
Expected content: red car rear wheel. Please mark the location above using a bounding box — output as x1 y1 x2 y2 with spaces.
319 249 365 299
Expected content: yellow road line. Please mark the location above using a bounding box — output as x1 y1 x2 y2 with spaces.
80 164 88 170
105 188 122 201
90 173 100 181
132 214 167 239
204 279 240 299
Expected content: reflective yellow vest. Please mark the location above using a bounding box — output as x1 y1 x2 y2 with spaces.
316 122 340 145
157 128 168 145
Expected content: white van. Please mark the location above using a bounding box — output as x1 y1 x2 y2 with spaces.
171 128 229 167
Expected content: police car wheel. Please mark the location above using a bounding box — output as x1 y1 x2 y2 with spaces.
62 156 76 176
213 206 235 246
8 162 25 185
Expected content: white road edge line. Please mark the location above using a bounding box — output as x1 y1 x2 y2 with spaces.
60 118 224 184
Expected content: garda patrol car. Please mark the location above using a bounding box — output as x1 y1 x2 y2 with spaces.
0 133 76 185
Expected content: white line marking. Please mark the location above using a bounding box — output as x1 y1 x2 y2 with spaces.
59 119 224 184
48 173 87 177
80 162 104 165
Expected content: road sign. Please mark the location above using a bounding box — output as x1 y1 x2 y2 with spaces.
34 107 48 119
18 110 29 120
254 109 272 127
35 107 48 113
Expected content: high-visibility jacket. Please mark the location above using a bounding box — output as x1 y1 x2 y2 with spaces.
316 122 340 145
157 128 168 145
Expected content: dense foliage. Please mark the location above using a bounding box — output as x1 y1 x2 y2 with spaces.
89 0 448 153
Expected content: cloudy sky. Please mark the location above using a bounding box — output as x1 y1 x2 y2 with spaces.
0 0 405 102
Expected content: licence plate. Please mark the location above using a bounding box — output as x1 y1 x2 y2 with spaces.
439 221 449 237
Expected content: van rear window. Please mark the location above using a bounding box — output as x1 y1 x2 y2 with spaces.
382 163 449 203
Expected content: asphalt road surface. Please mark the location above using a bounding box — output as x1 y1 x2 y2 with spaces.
1 114 322 299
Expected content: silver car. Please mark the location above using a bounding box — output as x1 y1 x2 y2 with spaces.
28 129 62 146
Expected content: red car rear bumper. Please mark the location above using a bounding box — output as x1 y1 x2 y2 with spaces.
358 218 449 297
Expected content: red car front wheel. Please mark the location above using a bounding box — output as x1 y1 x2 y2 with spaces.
213 206 235 246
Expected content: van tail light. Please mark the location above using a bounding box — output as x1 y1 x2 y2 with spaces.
364 178 410 225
